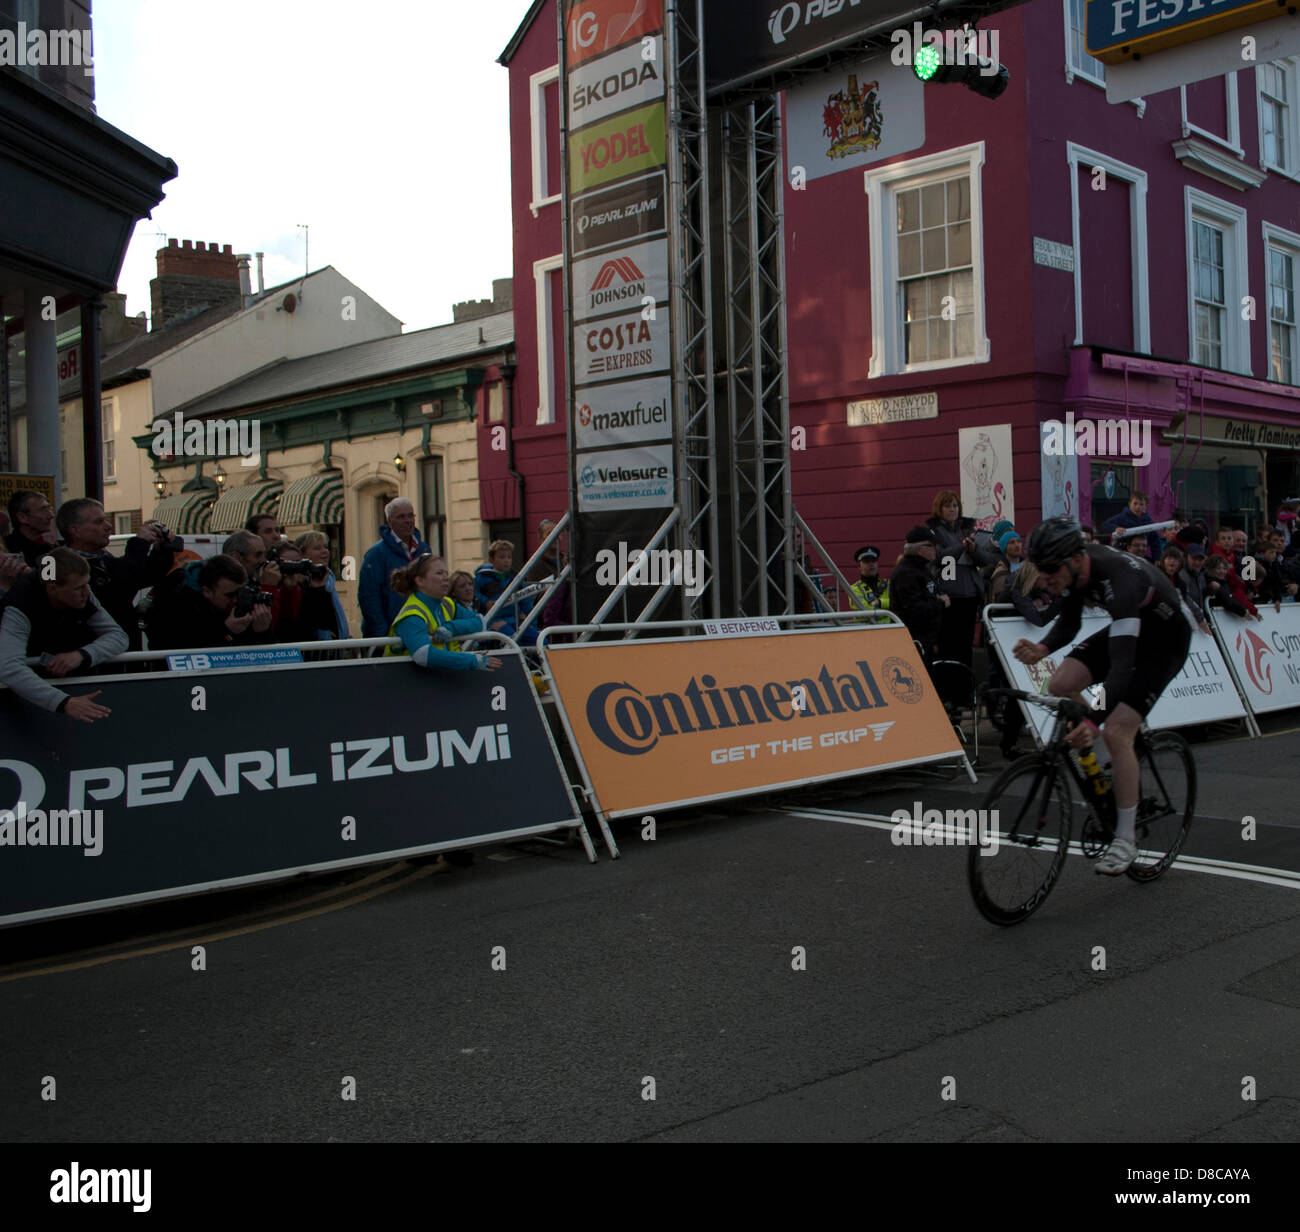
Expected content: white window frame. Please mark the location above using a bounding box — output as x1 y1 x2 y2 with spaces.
113 513 133 535
533 253 563 425
101 395 116 483
1180 74 1242 157
1256 58 1300 182
1185 187 1250 375
1262 219 1300 384
529 64 562 216
1067 143 1150 353
864 142 990 379
1062 0 1146 117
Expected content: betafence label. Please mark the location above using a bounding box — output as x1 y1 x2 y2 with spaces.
985 610 1246 744
0 657 579 925
545 625 963 816
1215 604 1300 716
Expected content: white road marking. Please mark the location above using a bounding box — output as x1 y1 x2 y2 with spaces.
782 807 1300 891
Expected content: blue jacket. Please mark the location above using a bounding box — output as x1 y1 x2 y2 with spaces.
359 525 430 637
319 570 350 641
389 593 485 670
1101 509 1161 562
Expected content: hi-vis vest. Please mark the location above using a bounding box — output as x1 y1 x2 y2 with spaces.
384 594 459 655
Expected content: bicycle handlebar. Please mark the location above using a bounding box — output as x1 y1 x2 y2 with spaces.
986 687 1093 726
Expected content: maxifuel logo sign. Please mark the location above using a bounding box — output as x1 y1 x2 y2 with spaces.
575 375 672 449
577 444 673 511
569 101 667 195
571 171 667 257
569 35 664 129
572 238 670 323
573 309 670 384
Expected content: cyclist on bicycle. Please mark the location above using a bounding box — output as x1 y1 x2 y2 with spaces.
1012 517 1193 875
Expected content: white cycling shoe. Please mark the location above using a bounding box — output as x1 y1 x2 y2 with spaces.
1095 837 1137 876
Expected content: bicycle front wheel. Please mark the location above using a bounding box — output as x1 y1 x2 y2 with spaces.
969 754 1074 925
1126 731 1196 882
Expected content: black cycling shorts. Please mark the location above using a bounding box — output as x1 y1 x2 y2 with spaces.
1066 616 1193 717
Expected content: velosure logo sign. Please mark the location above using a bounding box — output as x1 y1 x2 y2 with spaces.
570 171 667 257
546 626 962 815
569 100 667 195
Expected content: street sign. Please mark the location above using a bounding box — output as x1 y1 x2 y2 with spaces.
1086 0 1283 66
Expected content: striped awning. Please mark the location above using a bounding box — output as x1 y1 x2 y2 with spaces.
279 470 344 526
151 491 216 535
208 478 284 533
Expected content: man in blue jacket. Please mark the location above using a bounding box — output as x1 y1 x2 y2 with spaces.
358 497 430 637
1101 490 1161 562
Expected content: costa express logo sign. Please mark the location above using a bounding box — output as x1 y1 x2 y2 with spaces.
566 0 663 69
569 101 666 195
546 627 961 815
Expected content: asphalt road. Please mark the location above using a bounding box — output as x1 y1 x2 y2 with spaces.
1 716 1297 1144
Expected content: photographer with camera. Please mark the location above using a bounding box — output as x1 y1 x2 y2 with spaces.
56 498 176 651
268 542 338 643
145 553 274 650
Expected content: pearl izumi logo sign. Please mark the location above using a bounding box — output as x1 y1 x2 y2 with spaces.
571 171 667 257
573 310 670 384
577 443 673 510
576 375 672 449
569 35 664 129
572 238 670 322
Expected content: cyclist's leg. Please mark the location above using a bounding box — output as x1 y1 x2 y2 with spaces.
1102 702 1142 814
1046 656 1093 700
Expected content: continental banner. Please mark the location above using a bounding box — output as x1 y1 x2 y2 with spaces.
545 626 963 816
0 657 582 926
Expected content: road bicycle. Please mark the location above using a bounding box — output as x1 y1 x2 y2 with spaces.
968 689 1196 925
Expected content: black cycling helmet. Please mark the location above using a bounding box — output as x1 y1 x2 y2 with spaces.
1026 517 1086 571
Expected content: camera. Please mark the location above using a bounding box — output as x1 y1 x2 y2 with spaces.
278 559 328 581
234 583 274 616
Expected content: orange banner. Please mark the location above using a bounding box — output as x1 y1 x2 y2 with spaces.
546 626 963 815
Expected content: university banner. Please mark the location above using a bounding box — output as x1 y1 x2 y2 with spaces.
0 657 583 926
545 625 964 817
984 609 1247 745
1213 604 1300 716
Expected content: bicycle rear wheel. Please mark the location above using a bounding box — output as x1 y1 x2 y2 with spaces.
1126 731 1196 882
969 754 1073 925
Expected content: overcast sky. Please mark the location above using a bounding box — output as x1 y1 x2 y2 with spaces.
95 0 529 333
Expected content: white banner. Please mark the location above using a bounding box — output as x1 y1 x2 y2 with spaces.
784 52 924 183
985 610 1246 745
575 375 671 450
571 238 670 324
1213 603 1300 716
568 35 665 131
1039 422 1079 520
577 443 673 510
959 424 1014 531
573 310 670 385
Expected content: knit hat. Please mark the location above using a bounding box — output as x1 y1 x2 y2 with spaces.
998 529 1022 553
991 520 1014 542
1176 525 1207 546
1185 543 1206 558
905 525 937 546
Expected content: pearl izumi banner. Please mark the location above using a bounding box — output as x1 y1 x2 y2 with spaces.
0 657 584 926
983 608 1247 745
545 624 963 817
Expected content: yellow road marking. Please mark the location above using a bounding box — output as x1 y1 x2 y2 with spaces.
0 863 439 985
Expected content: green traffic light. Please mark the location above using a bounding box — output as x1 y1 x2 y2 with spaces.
914 44 942 81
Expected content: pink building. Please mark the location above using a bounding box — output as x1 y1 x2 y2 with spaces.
499 0 1300 578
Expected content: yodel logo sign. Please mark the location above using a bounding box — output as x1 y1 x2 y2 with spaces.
545 627 963 816
569 100 667 195
571 172 667 256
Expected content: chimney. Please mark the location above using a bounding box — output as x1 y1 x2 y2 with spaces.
150 240 242 331
255 252 265 293
237 254 253 307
